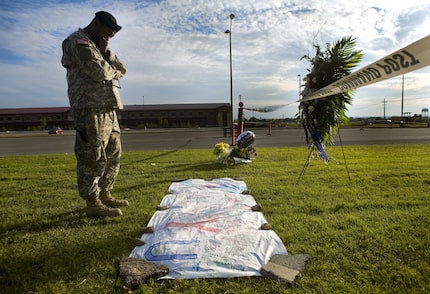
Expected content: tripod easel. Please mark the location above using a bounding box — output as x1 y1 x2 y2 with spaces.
296 129 351 184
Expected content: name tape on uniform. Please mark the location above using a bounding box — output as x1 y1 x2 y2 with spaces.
299 34 430 102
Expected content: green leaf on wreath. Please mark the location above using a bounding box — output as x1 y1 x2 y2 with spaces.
298 36 363 146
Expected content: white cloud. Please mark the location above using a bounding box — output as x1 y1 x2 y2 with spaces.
0 0 429 118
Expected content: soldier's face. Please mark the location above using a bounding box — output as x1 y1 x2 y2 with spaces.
99 26 116 39
94 22 116 40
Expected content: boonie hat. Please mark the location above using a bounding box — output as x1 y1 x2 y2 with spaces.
95 11 122 32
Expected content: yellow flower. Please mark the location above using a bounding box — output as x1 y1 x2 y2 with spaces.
238 148 248 158
213 142 230 155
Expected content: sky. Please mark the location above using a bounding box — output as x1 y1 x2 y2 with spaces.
0 0 429 119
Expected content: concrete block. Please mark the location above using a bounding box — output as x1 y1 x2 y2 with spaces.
269 254 311 272
119 257 169 290
260 261 301 286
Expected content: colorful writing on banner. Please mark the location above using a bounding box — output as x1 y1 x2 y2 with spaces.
129 178 288 279
300 34 430 102
144 240 200 261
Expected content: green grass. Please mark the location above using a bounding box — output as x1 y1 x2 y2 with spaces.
1 145 429 293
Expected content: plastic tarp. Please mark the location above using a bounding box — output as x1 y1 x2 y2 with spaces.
129 178 288 279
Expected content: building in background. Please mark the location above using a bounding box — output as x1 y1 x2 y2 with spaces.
0 103 230 131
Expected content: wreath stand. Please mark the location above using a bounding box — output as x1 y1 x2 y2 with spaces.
296 129 351 184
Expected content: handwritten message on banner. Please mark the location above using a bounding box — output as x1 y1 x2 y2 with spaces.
129 178 288 279
299 34 430 102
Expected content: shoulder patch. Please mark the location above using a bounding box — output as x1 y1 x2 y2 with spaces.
76 38 89 46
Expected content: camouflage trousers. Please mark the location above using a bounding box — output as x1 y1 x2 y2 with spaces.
73 108 121 200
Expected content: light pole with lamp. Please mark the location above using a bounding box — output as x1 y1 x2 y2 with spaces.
225 13 235 145
297 74 301 99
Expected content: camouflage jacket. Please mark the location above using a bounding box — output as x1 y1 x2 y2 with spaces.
61 29 126 111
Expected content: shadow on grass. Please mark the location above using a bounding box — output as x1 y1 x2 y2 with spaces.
148 276 291 293
1 208 88 236
123 140 194 164
116 161 231 196
1 201 143 293
1 231 132 293
167 162 230 172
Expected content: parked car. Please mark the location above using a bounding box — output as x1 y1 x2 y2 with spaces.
48 127 63 135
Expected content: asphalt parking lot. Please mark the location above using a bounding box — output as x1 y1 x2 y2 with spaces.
1 127 430 156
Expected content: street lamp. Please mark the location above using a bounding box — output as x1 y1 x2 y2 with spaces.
225 13 235 145
297 74 301 100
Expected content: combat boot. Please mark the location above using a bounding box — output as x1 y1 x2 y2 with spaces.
99 191 129 208
86 197 123 217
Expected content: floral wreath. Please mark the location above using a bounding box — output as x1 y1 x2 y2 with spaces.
298 36 363 160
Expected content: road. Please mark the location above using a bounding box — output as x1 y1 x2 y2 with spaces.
1 127 430 156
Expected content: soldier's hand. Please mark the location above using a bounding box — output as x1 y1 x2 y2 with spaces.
97 38 109 54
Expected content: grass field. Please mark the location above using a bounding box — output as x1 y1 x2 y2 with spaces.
1 145 429 293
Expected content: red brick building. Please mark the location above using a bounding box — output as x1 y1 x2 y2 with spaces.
0 103 230 131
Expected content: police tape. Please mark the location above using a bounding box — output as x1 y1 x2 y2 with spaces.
299 34 430 102
244 104 287 112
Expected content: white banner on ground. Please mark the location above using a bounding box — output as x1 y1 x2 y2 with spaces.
299 34 430 102
129 178 288 279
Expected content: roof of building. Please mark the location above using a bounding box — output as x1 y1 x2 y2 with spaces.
0 103 230 115
123 103 230 111
0 107 71 115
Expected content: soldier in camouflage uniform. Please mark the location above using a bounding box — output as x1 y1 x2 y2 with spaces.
61 11 128 217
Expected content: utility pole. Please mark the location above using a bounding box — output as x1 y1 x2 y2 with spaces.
382 99 387 119
401 74 404 117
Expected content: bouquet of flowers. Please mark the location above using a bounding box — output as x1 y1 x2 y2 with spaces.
213 131 257 165
298 36 363 160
